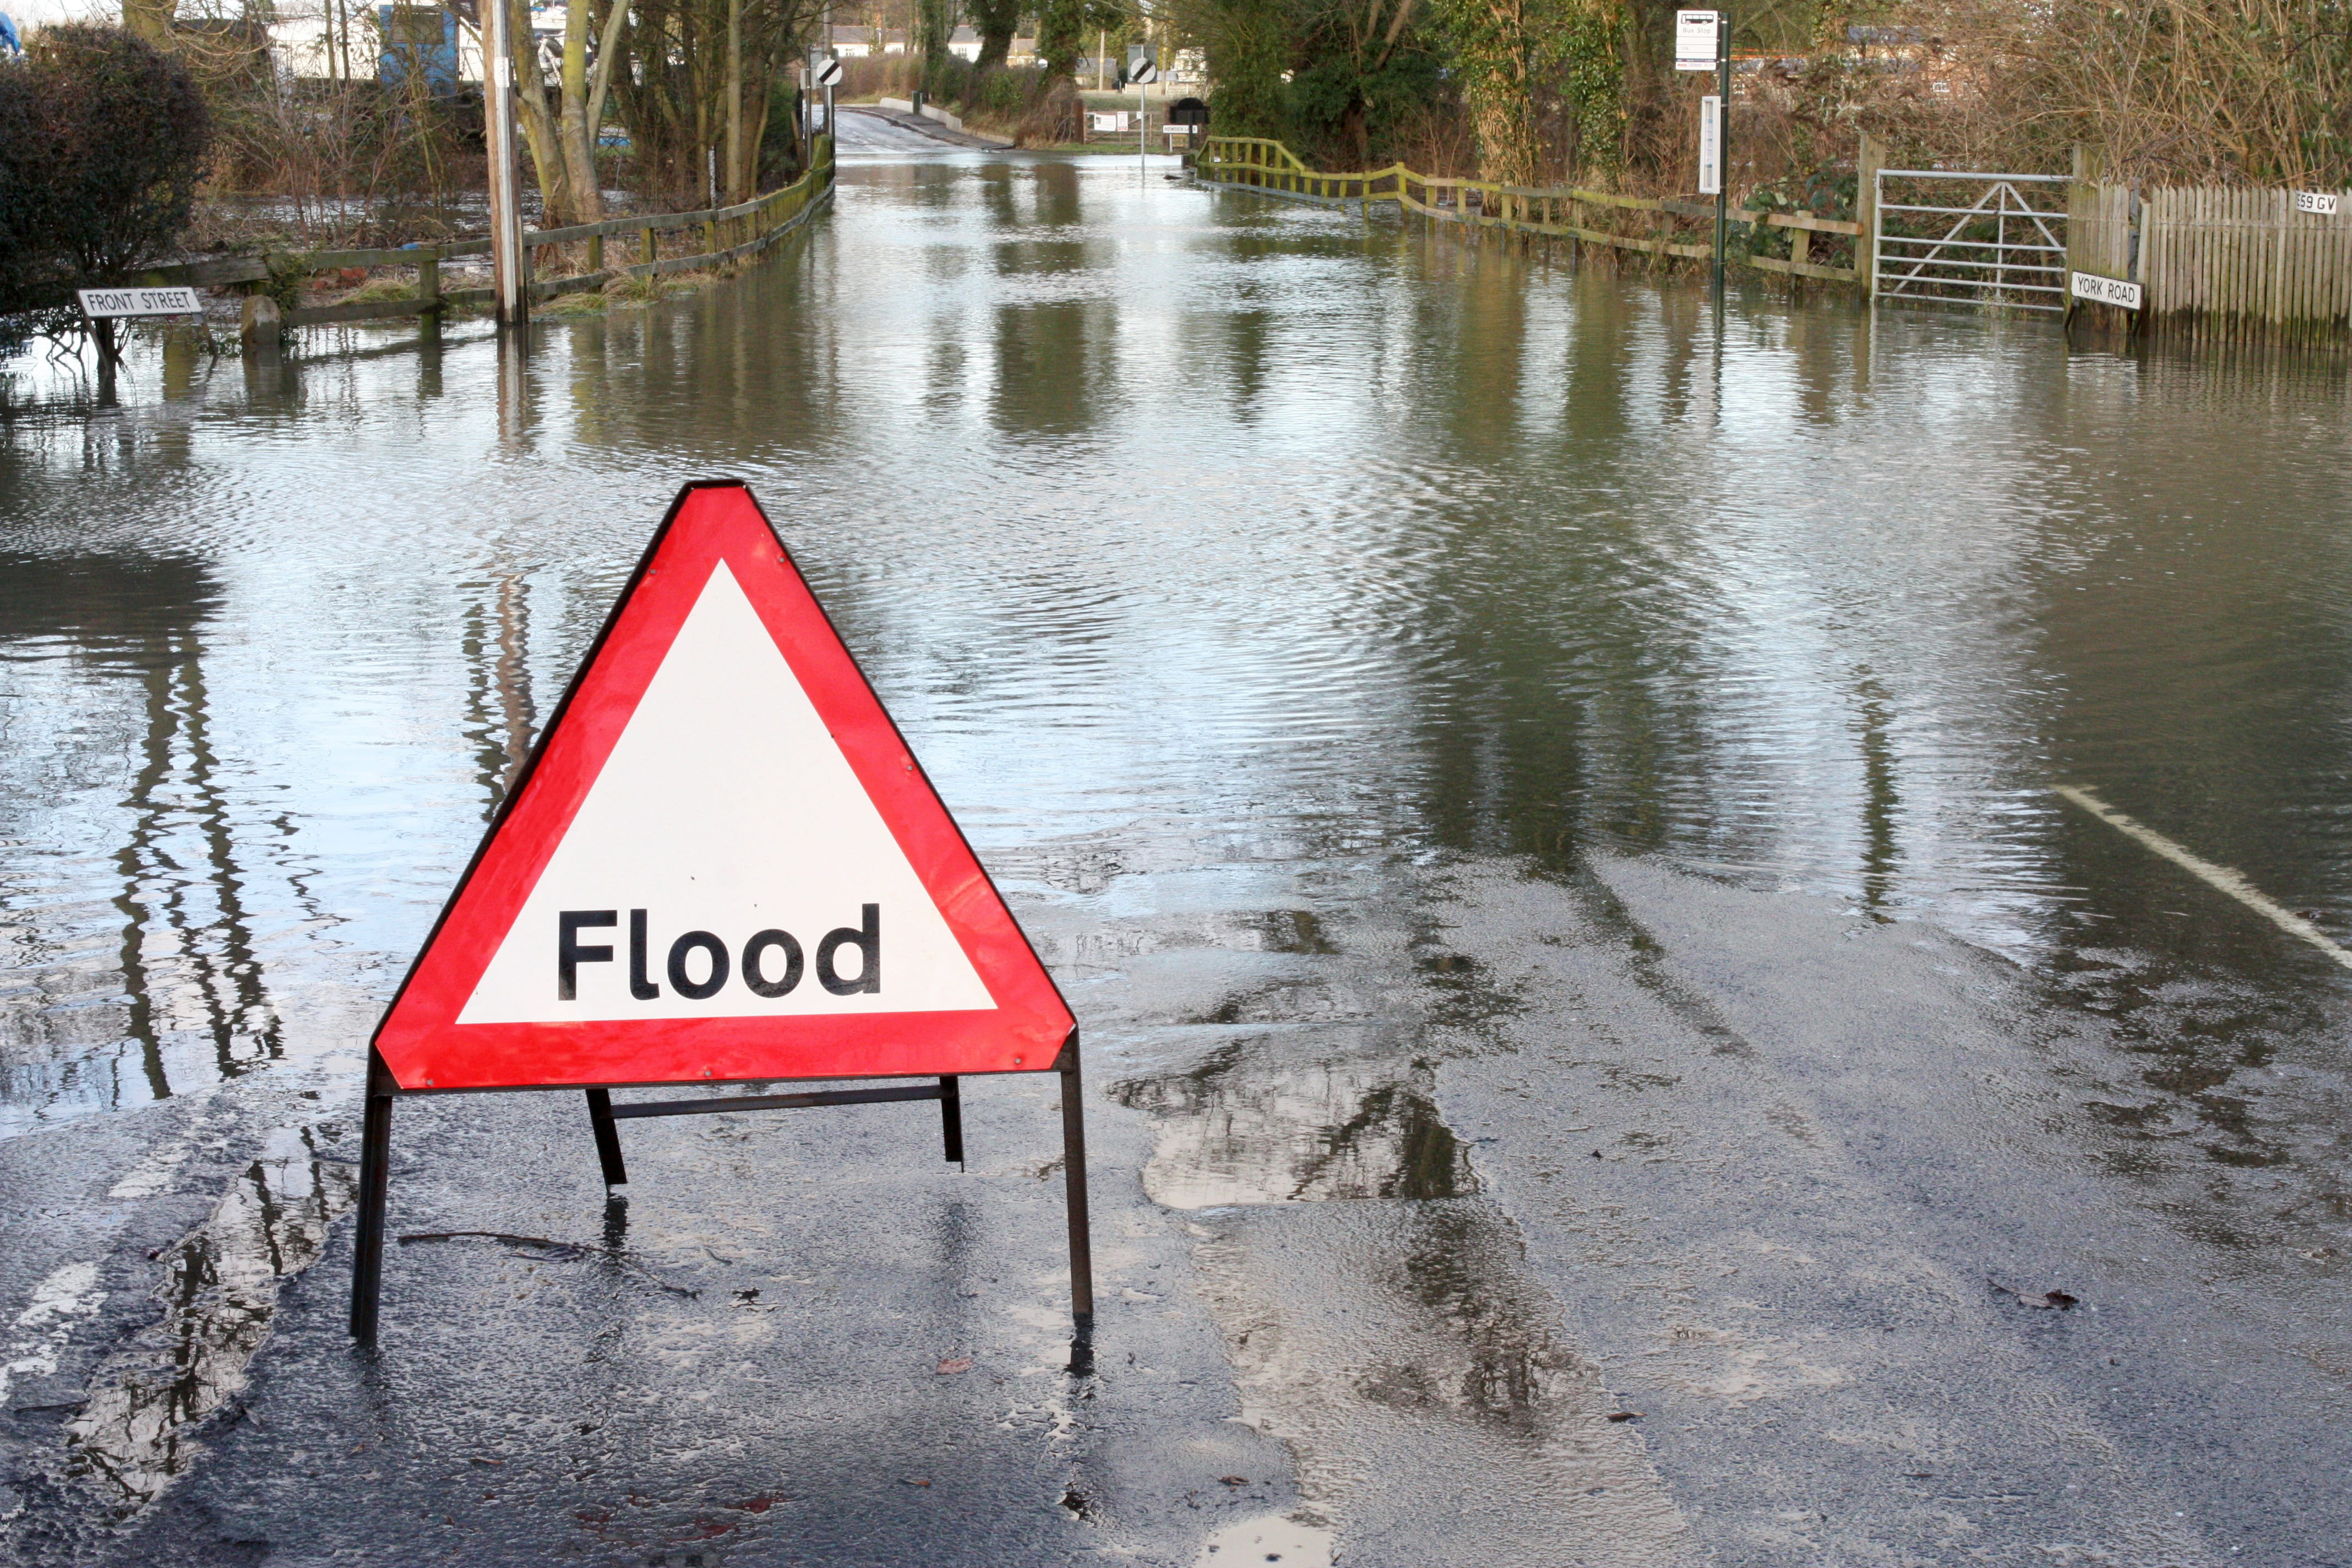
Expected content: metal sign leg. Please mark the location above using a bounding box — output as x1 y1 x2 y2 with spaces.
350 1052 398 1343
939 1075 964 1166
585 1088 630 1186
1058 1033 1095 1338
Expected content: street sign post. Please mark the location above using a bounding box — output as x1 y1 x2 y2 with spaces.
1678 12 1730 306
350 481 1091 1346
1130 47 1157 171
808 55 842 144
77 287 202 318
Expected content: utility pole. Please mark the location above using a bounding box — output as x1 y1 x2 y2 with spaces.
484 0 527 329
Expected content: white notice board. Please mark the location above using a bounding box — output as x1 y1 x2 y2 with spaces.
1698 97 1722 195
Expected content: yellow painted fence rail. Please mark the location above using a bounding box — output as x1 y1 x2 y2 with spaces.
1193 136 1863 287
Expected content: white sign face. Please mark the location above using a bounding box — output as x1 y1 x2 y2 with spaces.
1676 10 1720 70
77 286 202 318
815 57 843 87
456 561 997 1025
1091 112 1129 132
1698 96 1722 195
1130 61 1157 84
2070 270 2143 311
2295 189 2339 216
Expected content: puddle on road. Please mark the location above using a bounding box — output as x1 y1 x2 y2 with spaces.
1111 1035 1476 1208
66 1124 353 1505
1195 1511 1336 1566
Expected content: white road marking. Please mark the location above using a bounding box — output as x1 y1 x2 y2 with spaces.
2054 785 2352 971
0 1261 106 1404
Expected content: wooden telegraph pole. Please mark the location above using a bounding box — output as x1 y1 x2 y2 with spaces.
484 0 527 329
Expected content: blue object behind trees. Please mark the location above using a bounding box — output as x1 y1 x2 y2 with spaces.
0 14 21 56
378 3 459 95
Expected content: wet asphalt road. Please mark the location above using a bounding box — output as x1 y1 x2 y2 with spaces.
2 139 2350 1566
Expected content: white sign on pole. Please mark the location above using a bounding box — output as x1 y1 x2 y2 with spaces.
815 56 843 88
77 286 202 319
2070 270 2143 311
1698 96 1722 195
2294 189 2339 216
1676 10 1720 70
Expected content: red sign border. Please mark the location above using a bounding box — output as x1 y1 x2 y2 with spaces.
369 480 1076 1092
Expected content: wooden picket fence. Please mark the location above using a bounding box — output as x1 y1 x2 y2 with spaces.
137 135 835 336
2134 187 2352 345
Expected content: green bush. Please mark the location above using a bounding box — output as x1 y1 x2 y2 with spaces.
0 23 210 376
976 66 1036 119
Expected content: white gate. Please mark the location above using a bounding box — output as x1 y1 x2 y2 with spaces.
1873 169 2070 312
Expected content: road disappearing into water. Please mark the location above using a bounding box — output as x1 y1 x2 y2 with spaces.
1 140 2347 1566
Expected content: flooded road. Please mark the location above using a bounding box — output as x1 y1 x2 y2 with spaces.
2 143 2349 1565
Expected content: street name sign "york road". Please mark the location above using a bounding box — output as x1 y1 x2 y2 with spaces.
351 481 1091 1344
2070 270 2143 311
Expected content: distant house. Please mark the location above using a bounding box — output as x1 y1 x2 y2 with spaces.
828 24 905 57
826 23 1028 63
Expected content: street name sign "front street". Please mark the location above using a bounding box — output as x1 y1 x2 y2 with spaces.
77 286 202 318
351 481 1091 1344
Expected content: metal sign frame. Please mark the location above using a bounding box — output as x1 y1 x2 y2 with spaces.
350 481 1093 1348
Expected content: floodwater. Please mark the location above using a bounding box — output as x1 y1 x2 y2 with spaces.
2 124 2349 1565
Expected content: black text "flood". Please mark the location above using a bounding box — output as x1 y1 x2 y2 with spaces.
556 905 880 1000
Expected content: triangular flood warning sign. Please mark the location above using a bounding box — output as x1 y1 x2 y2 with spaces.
372 482 1075 1091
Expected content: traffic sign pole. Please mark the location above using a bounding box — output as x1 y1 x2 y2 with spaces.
1129 50 1158 175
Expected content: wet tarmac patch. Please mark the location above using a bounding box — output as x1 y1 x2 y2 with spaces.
66 1124 353 1505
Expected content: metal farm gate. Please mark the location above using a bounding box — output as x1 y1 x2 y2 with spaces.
1873 169 2070 313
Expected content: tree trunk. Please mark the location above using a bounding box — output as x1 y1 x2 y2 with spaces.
560 0 603 221
726 0 744 200
970 0 1018 74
